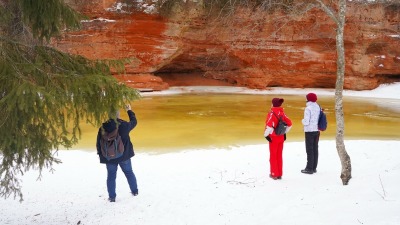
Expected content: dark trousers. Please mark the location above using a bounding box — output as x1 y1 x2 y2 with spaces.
106 159 138 199
305 131 320 171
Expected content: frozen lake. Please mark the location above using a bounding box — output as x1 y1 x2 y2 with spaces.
72 93 400 153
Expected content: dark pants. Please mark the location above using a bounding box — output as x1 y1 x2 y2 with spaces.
305 131 320 171
106 159 138 199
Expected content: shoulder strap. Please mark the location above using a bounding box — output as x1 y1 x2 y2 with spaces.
271 111 277 118
271 111 283 119
270 111 281 129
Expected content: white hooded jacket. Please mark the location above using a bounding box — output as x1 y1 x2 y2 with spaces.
302 101 320 132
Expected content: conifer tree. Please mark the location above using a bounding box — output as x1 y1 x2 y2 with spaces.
0 0 140 201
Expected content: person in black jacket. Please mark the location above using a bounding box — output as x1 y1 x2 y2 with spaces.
96 104 138 202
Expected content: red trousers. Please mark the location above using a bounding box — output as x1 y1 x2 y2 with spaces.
268 135 285 177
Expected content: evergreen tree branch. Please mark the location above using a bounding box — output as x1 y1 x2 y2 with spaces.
18 0 83 42
0 39 140 201
0 0 140 201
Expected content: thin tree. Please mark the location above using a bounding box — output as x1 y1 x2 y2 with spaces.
313 0 351 185
0 0 140 201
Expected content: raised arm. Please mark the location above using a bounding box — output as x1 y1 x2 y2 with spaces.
125 104 137 131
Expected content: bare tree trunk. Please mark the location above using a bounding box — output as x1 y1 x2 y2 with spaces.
335 0 352 185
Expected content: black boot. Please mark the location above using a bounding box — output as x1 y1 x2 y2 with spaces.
301 169 314 174
269 174 278 180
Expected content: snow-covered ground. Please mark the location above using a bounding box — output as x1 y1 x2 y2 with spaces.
141 82 400 100
1 83 399 225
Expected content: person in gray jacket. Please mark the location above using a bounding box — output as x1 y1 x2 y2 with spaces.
301 93 320 174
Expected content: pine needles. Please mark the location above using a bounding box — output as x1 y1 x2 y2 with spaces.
19 0 82 41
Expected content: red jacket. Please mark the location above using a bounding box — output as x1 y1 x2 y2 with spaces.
265 107 292 136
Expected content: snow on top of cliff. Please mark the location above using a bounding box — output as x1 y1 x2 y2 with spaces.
141 3 157 14
141 82 400 101
81 18 116 23
106 2 128 13
106 1 158 15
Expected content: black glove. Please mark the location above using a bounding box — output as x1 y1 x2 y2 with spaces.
284 133 286 141
265 136 272 142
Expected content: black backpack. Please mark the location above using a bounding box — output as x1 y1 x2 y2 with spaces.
100 128 124 161
272 112 287 135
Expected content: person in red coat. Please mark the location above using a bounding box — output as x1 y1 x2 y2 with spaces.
264 98 293 180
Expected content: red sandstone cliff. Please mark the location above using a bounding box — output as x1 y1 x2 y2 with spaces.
54 1 400 91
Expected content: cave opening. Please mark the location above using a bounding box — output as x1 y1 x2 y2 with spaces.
152 50 246 87
154 71 233 87
377 74 400 84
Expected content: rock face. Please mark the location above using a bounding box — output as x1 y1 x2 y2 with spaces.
55 1 400 91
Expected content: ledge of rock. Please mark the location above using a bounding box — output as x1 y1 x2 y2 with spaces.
55 1 400 91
